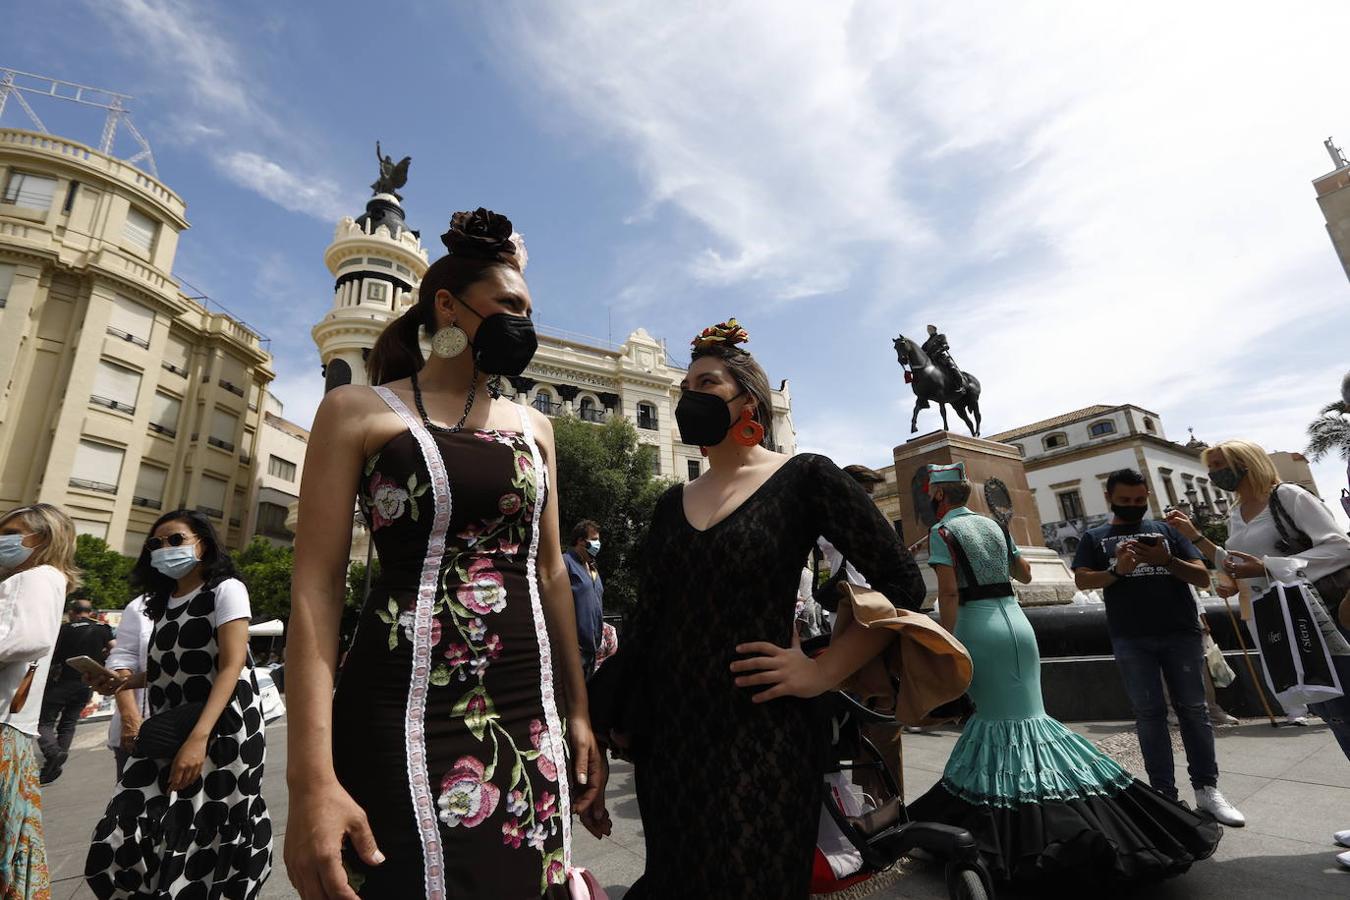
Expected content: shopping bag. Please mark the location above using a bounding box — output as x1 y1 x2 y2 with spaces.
815 771 866 880
1248 580 1345 708
567 866 608 900
1203 635 1237 689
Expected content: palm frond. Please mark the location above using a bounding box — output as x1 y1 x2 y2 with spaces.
1320 400 1349 416
1307 414 1350 462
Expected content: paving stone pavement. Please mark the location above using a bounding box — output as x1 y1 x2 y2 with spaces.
38 716 1349 898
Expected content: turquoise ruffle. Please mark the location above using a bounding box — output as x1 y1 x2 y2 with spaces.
940 714 1133 809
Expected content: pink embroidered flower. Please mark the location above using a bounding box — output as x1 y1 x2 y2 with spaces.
506 789 529 817
445 642 471 670
498 493 523 516
458 522 484 547
545 858 567 885
437 756 500 828
473 430 499 443
535 790 558 820
367 472 410 530
516 454 534 475
458 558 506 615
501 817 524 849
497 536 521 557
484 634 503 659
526 822 549 851
530 719 558 782
469 655 491 678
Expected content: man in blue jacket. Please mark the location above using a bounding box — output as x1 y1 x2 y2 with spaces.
565 519 604 679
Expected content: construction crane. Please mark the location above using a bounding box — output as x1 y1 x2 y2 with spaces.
0 67 158 177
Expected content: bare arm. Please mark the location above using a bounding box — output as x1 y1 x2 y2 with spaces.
935 565 960 633
1075 567 1119 591
1011 553 1032 584
168 617 247 791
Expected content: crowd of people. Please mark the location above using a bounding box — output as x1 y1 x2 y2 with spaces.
0 206 1347 900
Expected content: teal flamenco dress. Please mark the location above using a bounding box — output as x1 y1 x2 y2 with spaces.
905 508 1222 886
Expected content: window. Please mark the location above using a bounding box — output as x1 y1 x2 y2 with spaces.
231 489 246 527
579 396 604 423
1162 475 1179 506
1057 490 1085 521
72 519 108 540
62 180 79 213
367 282 387 302
268 455 297 482
687 460 701 481
91 360 142 414
209 408 238 452
133 463 168 509
198 475 228 518
1144 417 1157 434
367 258 393 268
637 402 658 430
0 264 13 309
1043 432 1068 450
107 294 154 349
1088 420 1116 437
122 206 158 256
162 335 190 377
70 440 124 494
123 532 147 557
216 354 247 397
532 391 560 415
256 502 292 538
2 171 57 210
149 392 182 437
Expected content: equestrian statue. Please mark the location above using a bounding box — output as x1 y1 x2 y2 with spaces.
893 324 983 437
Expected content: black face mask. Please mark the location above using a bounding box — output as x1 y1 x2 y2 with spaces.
1209 466 1245 492
1111 504 1148 524
458 300 538 376
675 390 743 447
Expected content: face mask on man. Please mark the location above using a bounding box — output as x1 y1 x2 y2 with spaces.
586 539 601 558
0 533 34 569
675 390 745 447
457 298 538 376
1209 466 1246 493
1111 504 1148 524
151 545 200 579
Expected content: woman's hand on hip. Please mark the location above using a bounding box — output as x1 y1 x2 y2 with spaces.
732 629 830 702
285 779 383 900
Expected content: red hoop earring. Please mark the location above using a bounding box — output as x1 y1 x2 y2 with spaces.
733 406 765 447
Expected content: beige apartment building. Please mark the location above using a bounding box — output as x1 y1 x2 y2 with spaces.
0 127 275 555
1314 138 1350 285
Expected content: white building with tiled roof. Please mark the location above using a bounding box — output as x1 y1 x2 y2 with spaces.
985 404 1232 560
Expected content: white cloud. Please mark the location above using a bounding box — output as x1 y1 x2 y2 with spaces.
213 151 351 222
503 1 1350 522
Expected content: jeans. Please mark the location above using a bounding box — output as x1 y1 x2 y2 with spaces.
37 680 91 766
1112 631 1218 796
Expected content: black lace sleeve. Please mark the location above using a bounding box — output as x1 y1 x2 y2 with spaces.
805 454 926 611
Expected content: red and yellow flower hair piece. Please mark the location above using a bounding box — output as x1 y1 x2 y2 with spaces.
691 317 750 352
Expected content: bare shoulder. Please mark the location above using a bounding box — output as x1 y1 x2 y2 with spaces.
524 405 555 444
317 383 388 420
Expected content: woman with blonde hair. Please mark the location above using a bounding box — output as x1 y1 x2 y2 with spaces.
1169 438 1350 869
0 503 80 900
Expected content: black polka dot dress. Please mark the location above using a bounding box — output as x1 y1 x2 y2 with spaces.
84 580 273 898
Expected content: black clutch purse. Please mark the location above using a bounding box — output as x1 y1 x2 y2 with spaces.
131 702 206 759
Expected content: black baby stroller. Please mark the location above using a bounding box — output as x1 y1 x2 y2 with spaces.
806 636 994 900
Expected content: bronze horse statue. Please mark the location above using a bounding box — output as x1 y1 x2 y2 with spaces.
893 335 982 437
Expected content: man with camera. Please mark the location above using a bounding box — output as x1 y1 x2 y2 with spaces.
1073 468 1246 827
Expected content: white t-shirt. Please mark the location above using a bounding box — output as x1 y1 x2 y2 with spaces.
105 595 151 750
0 565 68 736
167 577 252 629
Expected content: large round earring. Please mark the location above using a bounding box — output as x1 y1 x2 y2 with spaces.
431 324 468 358
732 405 765 447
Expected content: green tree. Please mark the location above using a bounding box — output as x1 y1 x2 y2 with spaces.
73 534 135 609
550 415 674 618
231 538 294 621
1306 369 1350 465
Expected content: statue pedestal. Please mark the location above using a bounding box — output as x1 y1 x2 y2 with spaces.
893 430 1082 608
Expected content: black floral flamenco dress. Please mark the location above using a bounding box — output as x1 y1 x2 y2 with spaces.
333 388 573 899
596 454 927 900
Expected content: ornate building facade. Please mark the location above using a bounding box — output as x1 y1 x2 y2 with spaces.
0 128 276 554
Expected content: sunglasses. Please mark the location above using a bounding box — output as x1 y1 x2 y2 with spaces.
145 533 198 551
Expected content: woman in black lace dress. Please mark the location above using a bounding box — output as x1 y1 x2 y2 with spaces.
596 320 926 900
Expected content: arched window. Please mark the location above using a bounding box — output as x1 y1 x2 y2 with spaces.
1144 417 1157 434
1043 432 1068 450
579 395 603 423
532 390 558 415
1088 420 1116 438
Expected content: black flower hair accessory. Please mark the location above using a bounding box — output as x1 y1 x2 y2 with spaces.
441 208 521 263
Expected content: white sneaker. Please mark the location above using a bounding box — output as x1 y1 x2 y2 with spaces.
1334 829 1350 848
1195 786 1246 827
1338 849 1350 870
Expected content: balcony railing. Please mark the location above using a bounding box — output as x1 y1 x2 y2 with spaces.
147 422 177 438
218 378 245 398
579 407 606 423
196 505 224 519
532 399 562 416
206 436 235 452
90 395 135 414
132 496 162 510
105 326 150 350
69 477 117 494
637 415 658 431
161 361 188 377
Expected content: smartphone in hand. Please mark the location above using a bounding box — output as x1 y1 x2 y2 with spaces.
65 655 116 679
1136 534 1161 547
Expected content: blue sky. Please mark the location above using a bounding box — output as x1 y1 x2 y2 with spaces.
5 1 1350 521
